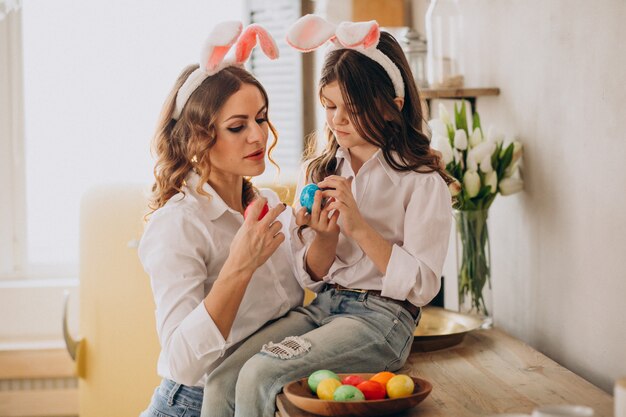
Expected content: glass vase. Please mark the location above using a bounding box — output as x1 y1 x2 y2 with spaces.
425 0 465 89
454 209 492 327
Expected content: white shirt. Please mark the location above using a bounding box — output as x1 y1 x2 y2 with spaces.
292 147 452 307
138 172 303 387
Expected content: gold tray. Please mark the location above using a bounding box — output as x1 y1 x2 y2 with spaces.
412 307 486 352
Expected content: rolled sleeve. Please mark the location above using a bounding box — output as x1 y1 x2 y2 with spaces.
380 175 452 306
163 302 230 386
290 225 328 292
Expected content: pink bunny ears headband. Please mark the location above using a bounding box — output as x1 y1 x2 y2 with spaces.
173 21 279 121
286 14 405 98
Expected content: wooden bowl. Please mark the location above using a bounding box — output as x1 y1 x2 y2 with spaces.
282 373 432 417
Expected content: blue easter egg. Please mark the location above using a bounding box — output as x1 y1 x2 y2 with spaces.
299 183 320 213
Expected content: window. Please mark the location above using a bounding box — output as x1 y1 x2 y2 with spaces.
2 1 248 280
2 1 311 343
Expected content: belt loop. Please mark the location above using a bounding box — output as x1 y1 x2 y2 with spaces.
358 291 367 302
167 382 181 406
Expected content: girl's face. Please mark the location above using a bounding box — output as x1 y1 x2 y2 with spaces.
210 83 269 178
321 81 377 156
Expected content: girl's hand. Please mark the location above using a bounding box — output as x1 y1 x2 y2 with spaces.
318 176 366 239
295 188 340 240
227 198 286 275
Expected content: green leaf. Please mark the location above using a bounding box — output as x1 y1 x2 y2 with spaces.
473 111 482 133
497 143 514 179
454 101 468 135
474 185 492 201
447 124 455 143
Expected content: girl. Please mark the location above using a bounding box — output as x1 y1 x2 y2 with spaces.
201 15 453 417
138 22 304 417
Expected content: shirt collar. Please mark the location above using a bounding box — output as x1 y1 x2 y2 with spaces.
335 146 402 185
184 171 237 221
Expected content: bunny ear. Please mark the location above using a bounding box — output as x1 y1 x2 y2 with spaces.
286 14 337 52
336 20 380 49
200 21 243 72
235 24 279 64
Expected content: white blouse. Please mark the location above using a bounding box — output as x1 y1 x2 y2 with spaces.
292 147 452 307
138 172 303 387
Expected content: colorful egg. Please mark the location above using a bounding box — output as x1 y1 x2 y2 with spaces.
307 370 340 393
333 384 365 401
299 183 320 213
386 374 415 399
356 380 387 400
243 201 269 221
316 378 342 400
341 375 366 387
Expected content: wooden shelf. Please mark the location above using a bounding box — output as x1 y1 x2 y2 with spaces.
420 87 500 100
420 87 500 116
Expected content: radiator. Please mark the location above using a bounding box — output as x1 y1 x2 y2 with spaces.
0 348 78 417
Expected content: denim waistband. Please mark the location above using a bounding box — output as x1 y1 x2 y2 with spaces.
327 283 421 320
158 378 203 410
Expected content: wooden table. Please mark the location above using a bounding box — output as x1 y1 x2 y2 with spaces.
276 328 614 417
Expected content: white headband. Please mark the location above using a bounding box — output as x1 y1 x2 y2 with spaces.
286 15 405 98
173 21 279 121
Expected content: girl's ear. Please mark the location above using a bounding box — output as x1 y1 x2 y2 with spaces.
235 24 279 64
200 21 243 72
394 97 404 110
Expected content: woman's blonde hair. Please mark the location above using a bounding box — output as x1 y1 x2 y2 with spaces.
149 64 278 212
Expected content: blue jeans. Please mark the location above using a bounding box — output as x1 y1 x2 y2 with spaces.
201 287 419 417
140 379 203 417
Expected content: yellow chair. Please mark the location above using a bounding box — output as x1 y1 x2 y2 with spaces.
66 182 310 416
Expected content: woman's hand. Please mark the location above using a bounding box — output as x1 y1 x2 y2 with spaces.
317 176 366 239
227 198 286 275
295 188 340 241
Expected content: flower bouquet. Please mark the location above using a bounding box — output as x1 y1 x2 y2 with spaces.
430 102 523 321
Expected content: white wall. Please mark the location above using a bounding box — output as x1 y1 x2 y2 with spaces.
416 0 626 393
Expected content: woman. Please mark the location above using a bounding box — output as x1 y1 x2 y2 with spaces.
137 22 303 417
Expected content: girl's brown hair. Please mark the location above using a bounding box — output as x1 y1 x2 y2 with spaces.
149 65 278 212
304 31 451 184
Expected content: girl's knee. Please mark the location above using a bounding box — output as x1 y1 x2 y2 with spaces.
237 354 276 388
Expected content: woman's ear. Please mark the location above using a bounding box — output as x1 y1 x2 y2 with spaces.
393 97 404 110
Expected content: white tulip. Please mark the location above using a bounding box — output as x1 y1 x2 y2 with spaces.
463 171 481 198
480 154 493 173
454 129 468 150
448 180 462 197
469 128 483 148
499 177 524 195
466 151 478 171
438 103 451 125
511 140 523 164
428 118 448 137
504 162 518 178
487 125 504 145
453 149 463 164
469 141 496 164
484 171 498 193
432 135 454 165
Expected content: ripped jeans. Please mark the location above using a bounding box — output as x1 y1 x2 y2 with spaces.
200 287 419 417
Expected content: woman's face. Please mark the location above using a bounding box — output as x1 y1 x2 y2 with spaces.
321 81 376 156
210 83 269 178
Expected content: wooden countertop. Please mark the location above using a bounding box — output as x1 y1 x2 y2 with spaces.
276 328 613 417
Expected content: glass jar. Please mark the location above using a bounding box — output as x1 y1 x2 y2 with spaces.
402 29 429 89
455 209 493 327
425 0 465 89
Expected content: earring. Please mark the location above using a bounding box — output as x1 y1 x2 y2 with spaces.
191 155 198 163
